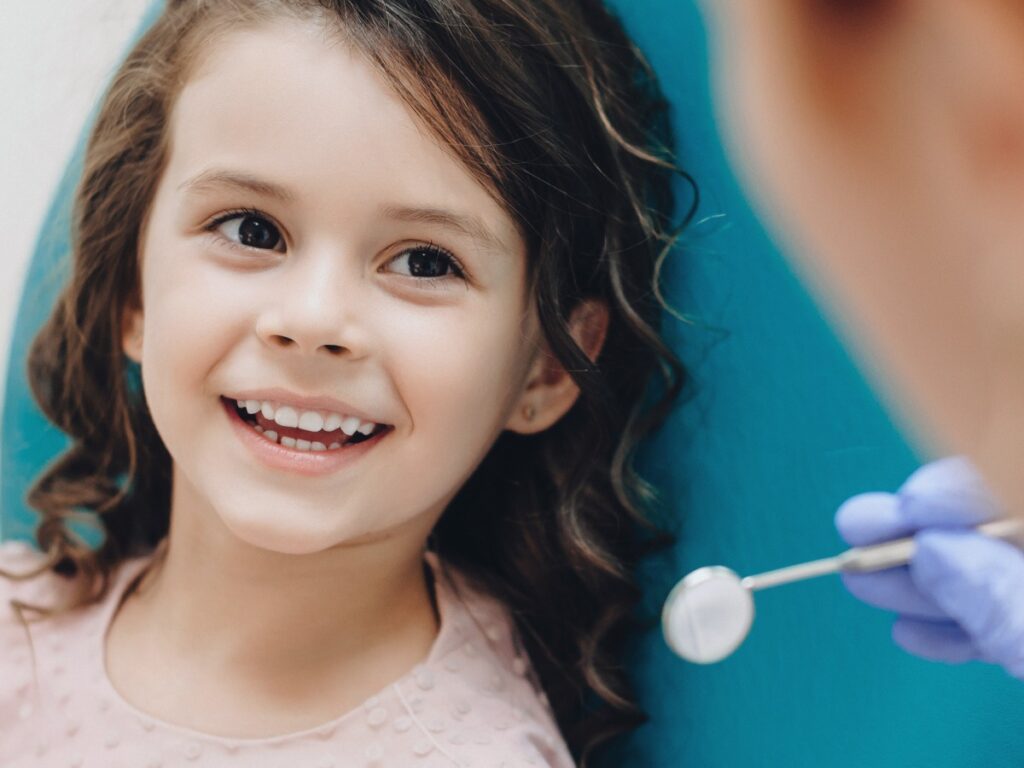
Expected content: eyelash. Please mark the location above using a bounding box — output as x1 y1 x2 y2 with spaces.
204 208 468 285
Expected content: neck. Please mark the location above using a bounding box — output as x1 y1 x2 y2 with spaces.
122 478 440 694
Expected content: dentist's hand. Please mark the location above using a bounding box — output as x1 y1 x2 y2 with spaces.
835 456 1024 679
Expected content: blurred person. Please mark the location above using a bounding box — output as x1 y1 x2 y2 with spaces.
700 1 1024 678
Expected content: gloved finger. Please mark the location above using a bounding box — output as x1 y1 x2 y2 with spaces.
840 569 949 620
835 492 912 547
891 617 978 663
898 456 1004 529
911 530 1024 672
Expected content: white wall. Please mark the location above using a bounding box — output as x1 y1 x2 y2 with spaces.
0 0 151 464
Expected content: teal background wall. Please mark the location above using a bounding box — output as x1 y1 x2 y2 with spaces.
606 2 1024 767
3 1 1022 766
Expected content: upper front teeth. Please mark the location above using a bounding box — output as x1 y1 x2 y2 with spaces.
240 399 378 436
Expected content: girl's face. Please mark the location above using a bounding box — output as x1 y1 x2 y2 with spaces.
125 19 540 554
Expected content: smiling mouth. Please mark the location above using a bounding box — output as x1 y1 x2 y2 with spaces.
223 396 391 451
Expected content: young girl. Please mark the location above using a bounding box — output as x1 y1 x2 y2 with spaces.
1 0 689 765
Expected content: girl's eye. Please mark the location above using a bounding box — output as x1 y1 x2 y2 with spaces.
207 210 284 253
205 211 466 285
385 244 467 284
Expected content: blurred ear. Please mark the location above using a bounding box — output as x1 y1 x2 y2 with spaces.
788 0 1024 319
506 298 609 434
921 1 1024 219
709 0 1024 219
122 307 144 364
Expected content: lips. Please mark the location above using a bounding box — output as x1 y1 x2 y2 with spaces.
222 396 392 476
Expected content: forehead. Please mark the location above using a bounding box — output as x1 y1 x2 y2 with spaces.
163 18 520 248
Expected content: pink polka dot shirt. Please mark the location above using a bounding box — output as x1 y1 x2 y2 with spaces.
0 541 575 767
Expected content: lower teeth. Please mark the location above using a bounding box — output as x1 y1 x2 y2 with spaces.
251 421 347 452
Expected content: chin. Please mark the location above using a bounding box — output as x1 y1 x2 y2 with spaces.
215 506 352 556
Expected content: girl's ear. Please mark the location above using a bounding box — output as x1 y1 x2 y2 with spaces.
122 307 144 364
507 298 609 435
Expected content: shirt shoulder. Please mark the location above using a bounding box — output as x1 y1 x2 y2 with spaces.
0 540 77 723
0 542 152 764
397 556 576 768
0 539 74 616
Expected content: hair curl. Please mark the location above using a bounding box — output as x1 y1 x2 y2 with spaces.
11 0 695 763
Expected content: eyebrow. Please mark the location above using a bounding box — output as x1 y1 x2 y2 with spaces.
178 169 505 251
178 169 297 203
380 204 505 252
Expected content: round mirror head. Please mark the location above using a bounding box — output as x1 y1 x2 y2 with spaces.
661 566 755 664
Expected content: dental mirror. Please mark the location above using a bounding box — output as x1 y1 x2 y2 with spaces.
661 566 753 664
662 517 1024 664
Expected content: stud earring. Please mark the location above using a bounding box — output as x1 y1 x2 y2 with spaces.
523 404 535 420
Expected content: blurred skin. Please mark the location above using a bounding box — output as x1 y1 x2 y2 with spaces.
110 18 607 736
700 0 1024 513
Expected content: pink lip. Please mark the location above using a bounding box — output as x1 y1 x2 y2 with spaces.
222 397 391 477
223 387 388 425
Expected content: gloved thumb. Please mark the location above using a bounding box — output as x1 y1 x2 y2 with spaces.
899 456 1003 529
911 529 1024 679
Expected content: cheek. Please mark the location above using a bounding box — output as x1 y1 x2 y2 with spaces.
755 131 993 455
137 243 249 433
383 297 530 460
144 258 237 361
784 118 994 454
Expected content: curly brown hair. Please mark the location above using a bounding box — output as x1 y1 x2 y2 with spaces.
9 0 693 764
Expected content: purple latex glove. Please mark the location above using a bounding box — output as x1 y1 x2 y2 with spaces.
835 456 1024 679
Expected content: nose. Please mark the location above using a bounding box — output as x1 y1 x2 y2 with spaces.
255 250 367 357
